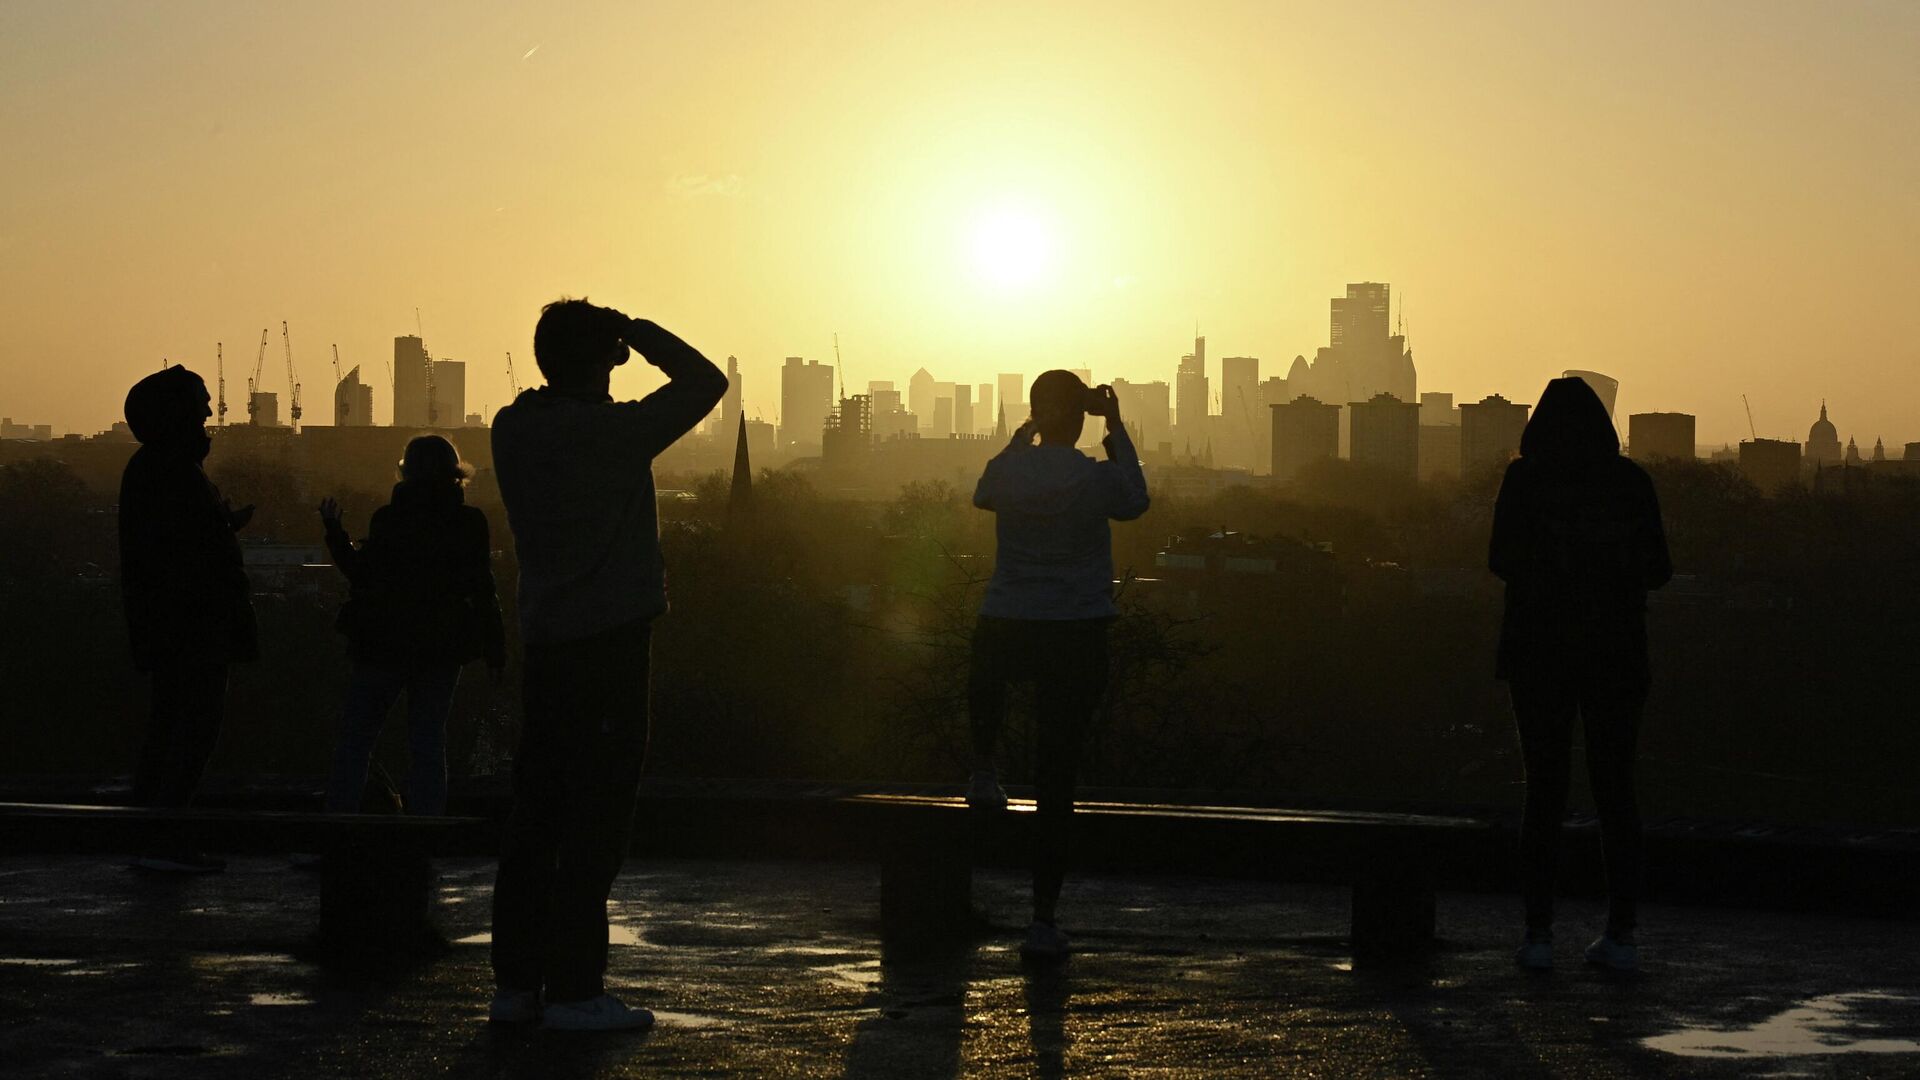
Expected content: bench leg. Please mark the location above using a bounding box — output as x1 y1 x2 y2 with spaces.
1350 870 1436 963
880 844 972 955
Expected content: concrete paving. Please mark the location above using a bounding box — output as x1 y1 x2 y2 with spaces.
2 856 1918 1078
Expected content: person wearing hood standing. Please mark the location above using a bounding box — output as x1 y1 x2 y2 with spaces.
485 299 725 1032
967 369 1150 962
1491 376 1671 974
318 434 505 817
117 366 257 873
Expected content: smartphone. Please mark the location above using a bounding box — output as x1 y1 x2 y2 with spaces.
1081 386 1108 414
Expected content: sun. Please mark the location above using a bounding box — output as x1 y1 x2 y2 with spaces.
964 204 1060 290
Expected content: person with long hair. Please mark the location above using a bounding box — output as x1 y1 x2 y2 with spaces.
1490 377 1671 972
319 434 505 817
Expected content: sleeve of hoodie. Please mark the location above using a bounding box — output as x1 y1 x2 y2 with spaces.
610 322 729 463
1095 423 1151 521
973 427 1033 511
1633 465 1673 590
463 507 508 668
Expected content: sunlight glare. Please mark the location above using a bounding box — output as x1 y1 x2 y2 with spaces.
965 204 1060 290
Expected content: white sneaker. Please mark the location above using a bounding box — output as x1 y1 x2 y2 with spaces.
1020 921 1070 962
541 993 655 1032
1584 933 1639 972
488 989 541 1025
966 769 1008 810
1514 932 1553 970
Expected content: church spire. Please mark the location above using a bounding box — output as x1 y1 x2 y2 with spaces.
729 413 753 524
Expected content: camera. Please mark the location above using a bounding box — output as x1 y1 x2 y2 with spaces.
1081 385 1111 414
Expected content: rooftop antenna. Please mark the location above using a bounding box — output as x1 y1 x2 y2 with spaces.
1743 395 1757 441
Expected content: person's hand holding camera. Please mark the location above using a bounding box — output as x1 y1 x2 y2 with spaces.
1087 384 1122 427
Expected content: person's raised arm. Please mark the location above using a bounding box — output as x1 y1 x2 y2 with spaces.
1090 387 1149 521
614 318 728 460
974 420 1037 511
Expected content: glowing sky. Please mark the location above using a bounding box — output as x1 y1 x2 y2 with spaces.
2 1 1916 444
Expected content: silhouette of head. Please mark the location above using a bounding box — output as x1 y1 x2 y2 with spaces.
397 434 472 488
533 298 629 386
124 367 212 455
1521 377 1619 465
1029 370 1088 445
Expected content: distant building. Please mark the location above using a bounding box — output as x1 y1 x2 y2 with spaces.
1292 284 1416 410
1270 395 1340 481
1739 438 1802 493
334 366 374 427
249 391 282 428
822 394 873 466
1905 442 1920 462
1805 402 1842 467
721 355 743 428
1628 412 1695 462
908 368 937 434
744 418 776 463
1111 378 1171 455
1563 370 1618 417
392 335 431 427
976 384 994 436
1349 392 1420 481
1220 355 1261 471
431 359 465 428
1420 392 1457 426
931 397 953 438
0 418 53 441
1176 337 1208 440
953 384 974 439
779 356 834 451
1459 394 1529 476
997 373 1024 425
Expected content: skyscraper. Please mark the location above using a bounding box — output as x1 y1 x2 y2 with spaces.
1220 355 1260 470
1459 393 1530 476
1349 392 1420 481
431 359 466 428
1297 284 1415 409
392 335 431 427
721 355 743 428
1111 378 1171 453
1175 339 1208 443
779 356 834 451
334 366 373 427
953 384 974 438
976 384 994 436
909 368 937 434
1563 370 1619 417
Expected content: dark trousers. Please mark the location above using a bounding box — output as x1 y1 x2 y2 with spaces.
1511 677 1645 934
491 619 652 1002
968 615 1110 924
133 662 228 808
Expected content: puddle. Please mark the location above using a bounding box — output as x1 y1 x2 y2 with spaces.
813 960 883 991
248 992 314 1007
456 925 648 947
652 1010 726 1029
455 932 491 945
771 944 863 957
0 957 78 967
1643 992 1920 1060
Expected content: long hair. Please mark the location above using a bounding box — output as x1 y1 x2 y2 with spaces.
1519 377 1618 466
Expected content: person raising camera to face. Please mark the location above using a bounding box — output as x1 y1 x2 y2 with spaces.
965 369 1151 962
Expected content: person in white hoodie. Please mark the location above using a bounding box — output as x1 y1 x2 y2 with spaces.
485 298 725 1032
967 369 1150 961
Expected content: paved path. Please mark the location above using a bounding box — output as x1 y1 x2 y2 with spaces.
2 856 1918 1078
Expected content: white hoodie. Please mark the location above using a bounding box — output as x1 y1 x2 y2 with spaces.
973 423 1150 620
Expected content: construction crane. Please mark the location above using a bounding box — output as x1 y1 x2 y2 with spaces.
216 343 227 426
248 329 268 424
505 351 520 398
1743 395 1757 441
282 321 302 431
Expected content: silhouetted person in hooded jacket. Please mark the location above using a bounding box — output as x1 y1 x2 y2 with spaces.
319 434 505 816
1490 376 1671 973
118 366 257 873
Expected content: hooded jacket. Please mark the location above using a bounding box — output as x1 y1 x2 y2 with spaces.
974 424 1150 620
117 367 256 670
325 481 506 668
1489 378 1671 686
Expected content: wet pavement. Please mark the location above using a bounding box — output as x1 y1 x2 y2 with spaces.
2 856 1918 1078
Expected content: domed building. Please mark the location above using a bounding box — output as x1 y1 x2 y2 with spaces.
1806 402 1842 467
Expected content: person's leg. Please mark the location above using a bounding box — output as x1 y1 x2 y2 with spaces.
544 621 652 1004
1510 677 1577 936
324 664 407 813
1581 689 1646 938
491 648 567 996
401 664 462 816
967 617 1011 771
1029 621 1107 926
136 663 229 809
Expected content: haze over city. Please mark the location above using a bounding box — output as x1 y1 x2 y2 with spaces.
4 1 1917 442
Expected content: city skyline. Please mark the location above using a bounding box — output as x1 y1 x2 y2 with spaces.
4 3 1917 444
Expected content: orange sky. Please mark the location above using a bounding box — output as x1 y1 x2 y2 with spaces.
2 1 1916 445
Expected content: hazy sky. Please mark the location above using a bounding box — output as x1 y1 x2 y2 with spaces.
3 1 1916 444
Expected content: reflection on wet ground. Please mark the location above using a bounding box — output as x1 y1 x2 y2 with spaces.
0 855 1917 1077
